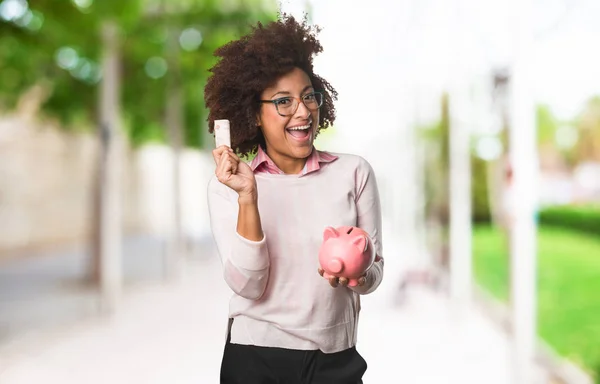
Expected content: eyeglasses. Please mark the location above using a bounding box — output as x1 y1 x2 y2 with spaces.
259 91 324 117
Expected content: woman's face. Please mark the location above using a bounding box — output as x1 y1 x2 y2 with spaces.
257 67 320 170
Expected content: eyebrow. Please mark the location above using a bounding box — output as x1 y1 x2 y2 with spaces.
270 85 314 99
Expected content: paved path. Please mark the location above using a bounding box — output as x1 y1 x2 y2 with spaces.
0 236 551 383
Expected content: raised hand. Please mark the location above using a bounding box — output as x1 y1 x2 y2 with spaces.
212 145 257 201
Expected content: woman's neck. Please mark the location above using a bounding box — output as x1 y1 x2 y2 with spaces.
266 148 308 175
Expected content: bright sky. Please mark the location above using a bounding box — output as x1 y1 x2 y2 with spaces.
532 0 600 118
282 0 600 121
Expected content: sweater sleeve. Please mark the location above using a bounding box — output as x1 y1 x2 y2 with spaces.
349 158 384 295
207 176 270 300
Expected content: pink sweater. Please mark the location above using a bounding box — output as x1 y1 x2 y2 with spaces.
207 152 384 353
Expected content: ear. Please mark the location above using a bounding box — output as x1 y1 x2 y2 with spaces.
323 227 339 242
256 112 262 127
352 235 367 253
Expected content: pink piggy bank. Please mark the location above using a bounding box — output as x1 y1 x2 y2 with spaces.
318 226 376 286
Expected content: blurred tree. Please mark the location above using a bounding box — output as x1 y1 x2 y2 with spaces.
471 154 490 223
0 0 277 302
573 96 600 163
537 104 559 145
0 0 276 147
0 0 142 122
534 99 600 167
419 93 450 268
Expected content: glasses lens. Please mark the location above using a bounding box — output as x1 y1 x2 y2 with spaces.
303 92 323 110
275 97 297 116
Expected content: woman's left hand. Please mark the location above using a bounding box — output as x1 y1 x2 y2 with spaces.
317 255 382 288
318 268 365 288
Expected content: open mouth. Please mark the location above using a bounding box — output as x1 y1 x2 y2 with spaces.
286 122 313 142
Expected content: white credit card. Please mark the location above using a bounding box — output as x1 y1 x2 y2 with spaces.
214 119 231 148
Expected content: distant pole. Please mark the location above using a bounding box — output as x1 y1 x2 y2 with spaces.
98 20 123 313
449 84 472 308
508 0 538 382
449 0 472 310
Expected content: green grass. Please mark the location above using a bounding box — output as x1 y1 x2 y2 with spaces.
473 225 600 378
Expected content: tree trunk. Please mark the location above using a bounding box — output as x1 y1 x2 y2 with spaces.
164 25 185 279
90 20 123 313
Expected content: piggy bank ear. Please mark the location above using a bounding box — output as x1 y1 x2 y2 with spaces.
352 235 368 252
323 227 340 242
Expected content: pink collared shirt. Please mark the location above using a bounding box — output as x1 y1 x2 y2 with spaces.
250 146 338 175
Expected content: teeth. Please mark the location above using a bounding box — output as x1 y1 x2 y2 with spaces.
288 124 311 131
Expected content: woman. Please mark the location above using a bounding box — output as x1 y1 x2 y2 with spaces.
205 15 384 384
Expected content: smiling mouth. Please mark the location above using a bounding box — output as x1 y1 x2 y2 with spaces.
286 122 313 142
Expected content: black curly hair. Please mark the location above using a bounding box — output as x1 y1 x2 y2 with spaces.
204 14 338 157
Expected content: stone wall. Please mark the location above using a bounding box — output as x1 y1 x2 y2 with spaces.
0 113 237 261
0 116 146 259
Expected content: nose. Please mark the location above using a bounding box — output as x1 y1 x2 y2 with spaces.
294 98 311 119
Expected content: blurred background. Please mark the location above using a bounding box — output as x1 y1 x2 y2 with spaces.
1 0 599 383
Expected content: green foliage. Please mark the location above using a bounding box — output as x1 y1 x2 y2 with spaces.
419 98 600 226
538 205 600 237
471 154 491 223
573 96 600 163
121 1 277 149
537 104 559 144
0 0 278 147
536 103 585 166
473 225 600 379
0 2 92 116
91 0 142 29
419 93 491 224
418 120 446 223
419 93 450 226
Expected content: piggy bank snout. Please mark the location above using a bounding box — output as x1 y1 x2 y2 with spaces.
327 258 344 274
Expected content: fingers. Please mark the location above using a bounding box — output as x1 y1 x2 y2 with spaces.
212 145 233 165
216 152 231 180
318 269 349 288
227 150 241 162
328 276 339 288
212 145 231 163
215 151 239 183
317 268 339 287
357 276 366 286
226 152 238 175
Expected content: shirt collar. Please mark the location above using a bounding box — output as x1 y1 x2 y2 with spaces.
249 146 338 176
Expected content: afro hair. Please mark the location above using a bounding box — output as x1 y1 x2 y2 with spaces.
204 14 337 157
